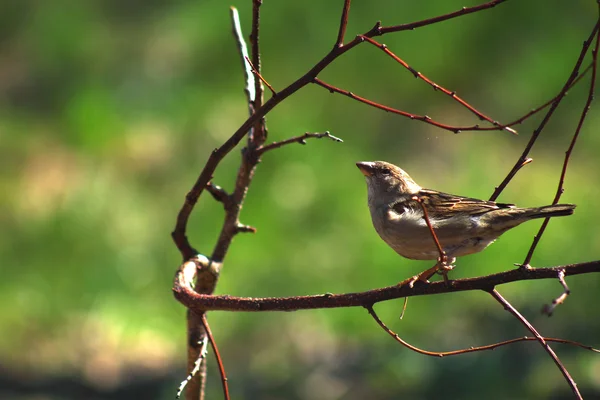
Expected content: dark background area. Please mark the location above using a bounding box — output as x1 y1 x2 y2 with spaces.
1 1 599 399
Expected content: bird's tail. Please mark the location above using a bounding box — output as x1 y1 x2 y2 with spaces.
524 204 576 219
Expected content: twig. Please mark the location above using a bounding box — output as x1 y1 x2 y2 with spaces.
230 7 255 105
489 21 600 202
502 63 594 128
314 78 506 134
250 0 266 145
206 183 231 208
412 196 447 263
399 297 408 319
488 289 582 399
173 260 600 312
359 35 516 134
542 269 570 316
172 0 514 259
245 55 277 97
200 314 230 400
411 196 451 285
490 158 533 197
366 305 599 357
336 0 352 47
522 17 600 267
257 131 343 155
235 223 257 234
377 0 509 35
176 336 208 398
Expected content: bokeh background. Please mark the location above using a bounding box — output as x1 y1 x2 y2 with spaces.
2 0 599 399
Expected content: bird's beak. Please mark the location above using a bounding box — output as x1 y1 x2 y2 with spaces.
356 161 375 177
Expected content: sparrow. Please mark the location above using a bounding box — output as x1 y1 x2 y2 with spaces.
357 161 576 262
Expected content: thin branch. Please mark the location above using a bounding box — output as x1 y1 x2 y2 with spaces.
412 196 447 262
490 158 533 196
257 131 343 155
489 21 600 202
184 12 255 400
542 269 570 316
230 7 255 105
206 183 231 208
336 0 352 47
359 35 516 134
488 289 582 399
250 0 263 103
176 336 208 398
173 260 600 312
250 0 266 145
313 78 505 134
200 314 230 400
185 310 207 400
410 196 451 285
376 0 509 35
235 223 257 234
522 18 600 266
366 305 599 357
502 63 593 128
172 0 514 259
245 55 277 96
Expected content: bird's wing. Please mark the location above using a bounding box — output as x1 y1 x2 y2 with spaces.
392 189 515 220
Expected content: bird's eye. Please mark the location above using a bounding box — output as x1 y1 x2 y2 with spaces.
380 168 391 175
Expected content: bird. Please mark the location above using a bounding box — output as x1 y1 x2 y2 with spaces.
356 161 576 263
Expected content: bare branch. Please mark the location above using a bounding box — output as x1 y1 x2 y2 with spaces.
176 336 208 398
502 63 593 128
200 314 230 400
173 260 600 312
542 269 570 316
236 223 257 234
245 55 277 96
172 0 516 259
336 0 352 47
377 0 509 35
257 131 343 155
359 35 516 134
410 196 451 285
489 21 600 202
412 196 447 262
491 158 533 197
230 7 255 105
206 183 231 208
313 78 507 133
250 0 266 145
522 18 600 266
366 305 599 357
488 289 582 399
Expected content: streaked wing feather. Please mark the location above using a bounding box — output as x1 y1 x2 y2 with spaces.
400 189 515 220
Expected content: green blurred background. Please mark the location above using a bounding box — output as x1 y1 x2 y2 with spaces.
1 0 599 399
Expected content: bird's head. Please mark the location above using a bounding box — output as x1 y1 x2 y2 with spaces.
356 161 421 205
